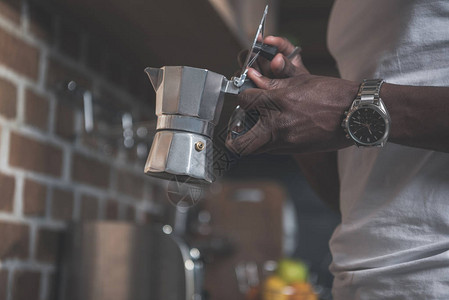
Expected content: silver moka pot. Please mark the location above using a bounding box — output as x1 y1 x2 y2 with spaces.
144 66 241 183
144 6 275 184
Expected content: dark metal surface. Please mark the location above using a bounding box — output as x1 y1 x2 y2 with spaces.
59 222 199 300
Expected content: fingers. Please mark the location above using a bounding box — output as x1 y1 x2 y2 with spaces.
256 36 299 78
239 36 306 79
246 68 284 90
263 36 308 75
238 49 264 74
264 36 297 57
227 89 280 155
225 120 271 155
270 54 304 78
237 87 270 111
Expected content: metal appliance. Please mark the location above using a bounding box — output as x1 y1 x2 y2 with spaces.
144 6 272 184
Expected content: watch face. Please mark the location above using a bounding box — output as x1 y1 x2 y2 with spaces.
348 107 387 145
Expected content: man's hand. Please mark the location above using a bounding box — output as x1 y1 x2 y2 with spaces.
234 36 343 210
238 36 306 78
227 37 358 155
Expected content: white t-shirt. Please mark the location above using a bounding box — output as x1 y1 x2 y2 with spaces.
327 1 449 299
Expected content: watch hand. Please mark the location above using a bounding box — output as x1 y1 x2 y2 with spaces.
353 127 365 133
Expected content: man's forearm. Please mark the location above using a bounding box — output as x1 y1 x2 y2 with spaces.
292 152 340 212
382 83 449 152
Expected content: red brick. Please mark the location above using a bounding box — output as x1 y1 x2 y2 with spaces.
116 170 144 199
51 188 73 220
105 200 118 220
12 271 40 300
46 58 90 90
0 0 21 25
47 273 56 300
0 27 39 80
23 179 47 217
97 88 131 113
125 146 142 165
80 133 101 153
54 101 75 140
142 211 152 224
24 90 49 130
0 173 14 212
71 153 110 188
0 270 7 300
123 204 135 221
86 37 107 75
60 22 81 60
80 122 119 158
80 194 98 220
9 132 63 177
106 55 126 86
36 228 62 264
0 221 29 259
0 77 17 119
28 2 53 42
152 184 166 205
129 67 150 99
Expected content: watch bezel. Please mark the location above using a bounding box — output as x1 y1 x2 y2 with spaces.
344 102 391 147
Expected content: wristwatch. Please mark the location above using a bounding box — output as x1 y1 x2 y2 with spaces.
342 79 391 147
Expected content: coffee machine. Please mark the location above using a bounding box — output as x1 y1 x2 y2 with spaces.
144 6 274 184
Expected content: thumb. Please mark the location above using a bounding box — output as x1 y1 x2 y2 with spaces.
225 120 271 155
247 68 284 90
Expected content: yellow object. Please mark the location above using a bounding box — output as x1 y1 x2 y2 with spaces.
263 275 289 300
291 282 312 293
290 282 318 300
277 259 308 284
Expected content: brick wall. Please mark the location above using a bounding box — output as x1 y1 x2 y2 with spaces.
0 1 163 299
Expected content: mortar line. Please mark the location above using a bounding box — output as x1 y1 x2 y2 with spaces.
72 188 81 221
6 266 14 300
0 126 10 170
16 81 25 124
39 269 49 300
28 222 37 261
13 173 24 218
21 0 29 34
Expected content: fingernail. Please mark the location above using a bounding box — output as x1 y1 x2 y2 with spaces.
279 56 285 70
250 68 262 77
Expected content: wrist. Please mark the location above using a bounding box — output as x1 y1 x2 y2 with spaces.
337 80 359 148
378 82 401 140
342 79 391 147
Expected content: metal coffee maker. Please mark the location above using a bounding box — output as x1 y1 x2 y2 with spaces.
144 6 275 184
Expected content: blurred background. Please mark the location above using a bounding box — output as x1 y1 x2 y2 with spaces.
0 0 340 299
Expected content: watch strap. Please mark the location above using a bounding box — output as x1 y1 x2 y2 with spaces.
356 79 384 105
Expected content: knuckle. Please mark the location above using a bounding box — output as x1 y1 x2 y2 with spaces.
237 91 248 102
238 91 252 108
267 79 280 89
280 37 292 48
282 37 292 46
285 131 297 145
251 91 268 110
294 73 312 84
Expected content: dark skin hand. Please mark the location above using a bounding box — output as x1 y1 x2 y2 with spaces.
229 36 344 210
226 36 449 209
227 36 449 155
